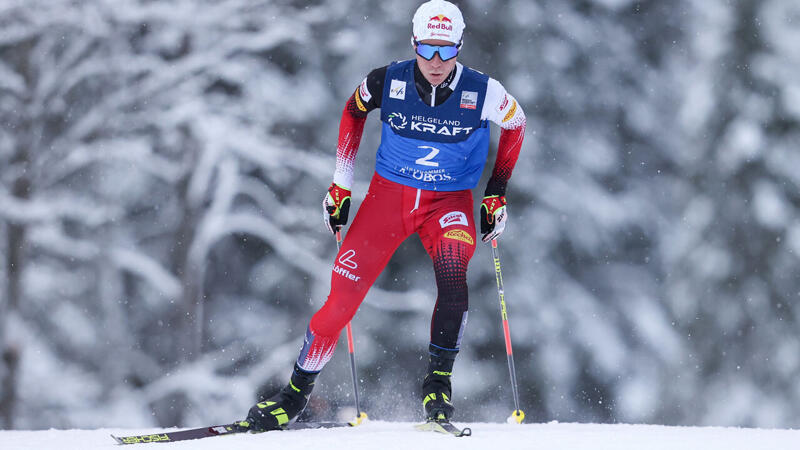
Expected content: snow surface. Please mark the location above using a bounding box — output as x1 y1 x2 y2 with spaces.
2 421 800 450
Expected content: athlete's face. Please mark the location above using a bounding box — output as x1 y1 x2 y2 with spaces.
415 39 458 86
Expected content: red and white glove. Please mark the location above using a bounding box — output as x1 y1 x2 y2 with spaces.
323 183 351 234
480 195 507 242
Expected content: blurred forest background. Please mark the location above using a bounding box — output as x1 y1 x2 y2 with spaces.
2 0 800 430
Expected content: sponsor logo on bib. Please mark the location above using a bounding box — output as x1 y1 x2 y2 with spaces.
460 91 478 109
387 112 408 130
388 112 473 136
389 79 406 100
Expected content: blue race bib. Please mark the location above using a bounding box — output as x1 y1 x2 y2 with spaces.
375 60 491 191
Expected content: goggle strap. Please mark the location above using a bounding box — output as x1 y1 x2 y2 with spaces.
412 39 462 49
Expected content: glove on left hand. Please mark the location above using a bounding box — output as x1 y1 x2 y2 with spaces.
323 183 351 234
480 195 507 242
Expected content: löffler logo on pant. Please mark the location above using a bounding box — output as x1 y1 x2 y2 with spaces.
338 249 358 269
334 249 361 282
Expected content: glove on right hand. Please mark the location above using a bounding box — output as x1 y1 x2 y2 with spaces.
323 182 351 234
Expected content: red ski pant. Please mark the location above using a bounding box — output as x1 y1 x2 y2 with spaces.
297 173 476 372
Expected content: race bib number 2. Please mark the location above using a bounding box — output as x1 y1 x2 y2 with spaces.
416 146 440 167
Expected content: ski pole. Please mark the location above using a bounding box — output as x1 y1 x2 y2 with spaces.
335 230 368 426
490 238 525 424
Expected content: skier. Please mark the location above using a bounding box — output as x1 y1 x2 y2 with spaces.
244 0 526 429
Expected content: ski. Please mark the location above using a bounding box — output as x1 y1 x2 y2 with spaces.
111 421 353 445
414 419 472 437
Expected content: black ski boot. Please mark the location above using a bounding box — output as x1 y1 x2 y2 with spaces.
245 364 318 431
421 344 458 421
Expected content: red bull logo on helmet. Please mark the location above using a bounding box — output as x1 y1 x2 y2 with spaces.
428 15 454 32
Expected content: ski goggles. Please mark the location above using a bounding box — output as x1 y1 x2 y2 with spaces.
414 41 460 61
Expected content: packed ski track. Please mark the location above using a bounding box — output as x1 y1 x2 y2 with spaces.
2 421 800 450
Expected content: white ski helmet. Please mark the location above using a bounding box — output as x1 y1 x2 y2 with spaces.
412 0 465 44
